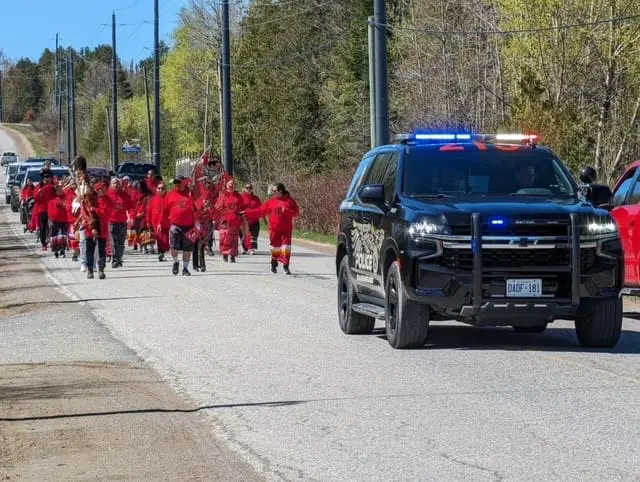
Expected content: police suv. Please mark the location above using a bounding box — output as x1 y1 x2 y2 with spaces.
336 131 623 349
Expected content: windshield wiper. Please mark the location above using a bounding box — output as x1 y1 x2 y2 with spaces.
410 193 455 199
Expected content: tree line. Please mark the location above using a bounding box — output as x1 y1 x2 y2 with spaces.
2 0 640 231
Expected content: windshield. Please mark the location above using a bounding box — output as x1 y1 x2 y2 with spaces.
402 149 576 198
25 169 69 184
118 163 155 175
8 165 18 175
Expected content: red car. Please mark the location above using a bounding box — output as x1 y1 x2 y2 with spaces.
606 161 640 292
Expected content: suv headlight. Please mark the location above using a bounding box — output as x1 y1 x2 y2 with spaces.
583 217 617 236
408 217 449 237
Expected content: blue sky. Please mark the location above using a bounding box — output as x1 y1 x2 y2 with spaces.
0 0 187 64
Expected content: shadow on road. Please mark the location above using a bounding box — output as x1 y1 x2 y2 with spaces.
0 295 162 310
376 325 640 354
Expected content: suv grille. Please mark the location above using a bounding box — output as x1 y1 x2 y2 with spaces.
441 248 596 271
449 224 569 237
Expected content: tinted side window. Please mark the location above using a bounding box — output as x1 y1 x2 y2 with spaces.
626 179 640 205
346 155 375 199
383 153 399 204
611 169 637 207
364 152 392 185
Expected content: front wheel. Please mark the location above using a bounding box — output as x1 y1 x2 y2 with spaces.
385 261 430 349
337 256 375 334
575 297 622 348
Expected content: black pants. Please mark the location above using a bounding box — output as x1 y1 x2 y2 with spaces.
110 222 127 263
241 222 260 250
192 240 206 270
38 212 49 247
86 237 107 271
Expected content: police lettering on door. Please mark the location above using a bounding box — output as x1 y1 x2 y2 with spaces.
350 220 384 273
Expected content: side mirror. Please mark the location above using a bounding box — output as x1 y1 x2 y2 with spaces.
587 184 612 209
359 184 385 204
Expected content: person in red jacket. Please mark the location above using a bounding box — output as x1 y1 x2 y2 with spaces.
244 182 300 275
192 194 215 272
126 180 143 249
64 181 80 261
32 173 56 250
214 179 245 263
144 168 159 192
21 178 35 233
147 182 169 262
164 176 195 275
47 184 69 258
79 182 110 279
107 177 133 268
240 183 261 254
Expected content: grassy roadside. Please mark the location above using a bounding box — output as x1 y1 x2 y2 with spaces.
2 123 53 157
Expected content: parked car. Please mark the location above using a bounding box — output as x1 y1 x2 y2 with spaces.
10 163 44 212
116 162 156 182
18 166 70 224
4 162 20 204
1 151 18 166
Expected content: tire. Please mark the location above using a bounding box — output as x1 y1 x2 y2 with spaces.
5 195 10 204
20 208 26 225
513 324 547 333
575 297 622 348
384 261 430 349
337 256 375 334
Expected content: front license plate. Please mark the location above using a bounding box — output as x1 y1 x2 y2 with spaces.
506 279 542 297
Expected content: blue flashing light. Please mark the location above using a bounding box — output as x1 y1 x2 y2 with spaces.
414 132 471 141
490 217 505 226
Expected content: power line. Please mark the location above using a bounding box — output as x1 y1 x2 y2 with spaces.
372 13 640 37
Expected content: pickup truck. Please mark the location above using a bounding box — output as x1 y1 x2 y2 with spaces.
1 151 18 166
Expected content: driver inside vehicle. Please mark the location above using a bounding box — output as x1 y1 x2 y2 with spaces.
515 164 537 188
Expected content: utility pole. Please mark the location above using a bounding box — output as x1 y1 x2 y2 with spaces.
204 74 209 151
54 34 58 114
71 52 77 159
221 0 233 175
66 50 72 164
153 0 161 172
367 16 376 149
0 70 3 123
105 105 113 163
143 65 152 157
111 12 119 171
57 45 63 153
373 0 389 146
217 56 223 153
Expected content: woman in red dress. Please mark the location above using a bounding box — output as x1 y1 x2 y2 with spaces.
214 179 245 263
146 182 170 261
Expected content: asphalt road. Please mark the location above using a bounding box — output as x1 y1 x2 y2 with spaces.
2 126 640 481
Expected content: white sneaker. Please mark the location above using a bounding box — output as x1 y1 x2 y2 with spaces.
81 265 87 272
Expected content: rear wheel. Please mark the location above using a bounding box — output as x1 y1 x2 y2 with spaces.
575 297 622 348
337 257 375 334
513 324 547 333
385 261 429 349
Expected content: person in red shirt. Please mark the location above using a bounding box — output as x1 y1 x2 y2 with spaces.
32 173 56 250
147 182 169 262
21 178 35 233
144 169 159 192
107 177 133 268
47 184 69 258
192 194 215 272
214 179 245 263
244 182 300 275
126 180 143 249
240 183 261 254
164 176 195 275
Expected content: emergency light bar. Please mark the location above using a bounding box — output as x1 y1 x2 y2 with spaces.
495 133 538 142
396 130 473 144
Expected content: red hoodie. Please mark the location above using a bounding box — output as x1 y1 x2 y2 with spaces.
245 194 300 232
215 190 245 229
164 189 194 226
47 193 69 223
107 188 133 223
21 184 35 202
81 194 111 239
64 187 77 223
241 192 261 211
147 194 169 230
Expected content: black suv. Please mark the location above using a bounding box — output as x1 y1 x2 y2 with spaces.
336 132 623 349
